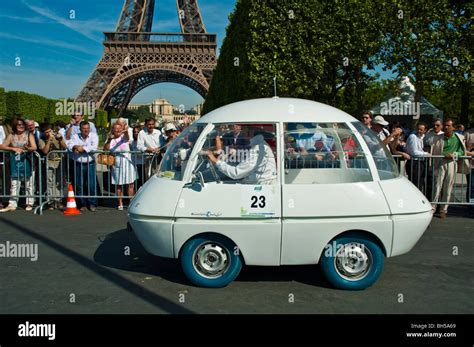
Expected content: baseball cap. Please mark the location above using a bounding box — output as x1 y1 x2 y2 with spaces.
373 116 389 126
164 123 177 132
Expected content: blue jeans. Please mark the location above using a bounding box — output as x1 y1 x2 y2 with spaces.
75 161 98 207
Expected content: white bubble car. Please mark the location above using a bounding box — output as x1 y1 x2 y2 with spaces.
128 98 432 290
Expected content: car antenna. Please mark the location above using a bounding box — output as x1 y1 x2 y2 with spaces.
273 76 279 99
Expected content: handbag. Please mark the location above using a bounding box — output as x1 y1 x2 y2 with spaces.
97 153 116 167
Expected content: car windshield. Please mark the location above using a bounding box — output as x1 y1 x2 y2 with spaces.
157 123 206 180
351 122 399 180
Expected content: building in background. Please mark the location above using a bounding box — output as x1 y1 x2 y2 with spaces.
127 98 202 123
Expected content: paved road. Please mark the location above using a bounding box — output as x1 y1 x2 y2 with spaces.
0 207 473 314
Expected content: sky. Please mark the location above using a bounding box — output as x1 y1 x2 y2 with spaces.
0 0 237 110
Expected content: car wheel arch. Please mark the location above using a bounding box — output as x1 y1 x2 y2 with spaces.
319 229 388 261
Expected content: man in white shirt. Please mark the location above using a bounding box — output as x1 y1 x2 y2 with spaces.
137 118 164 178
66 121 99 211
137 118 163 153
405 122 430 193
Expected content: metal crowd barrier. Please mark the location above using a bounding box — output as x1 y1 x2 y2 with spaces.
0 150 161 215
0 150 472 215
392 154 473 206
0 150 43 211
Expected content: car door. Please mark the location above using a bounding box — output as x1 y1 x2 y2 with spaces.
173 122 282 266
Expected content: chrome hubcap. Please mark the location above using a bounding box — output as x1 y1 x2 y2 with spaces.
193 242 230 279
334 242 372 281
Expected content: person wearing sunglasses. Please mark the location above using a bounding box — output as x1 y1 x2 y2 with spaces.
361 111 373 129
0 118 37 212
423 118 444 152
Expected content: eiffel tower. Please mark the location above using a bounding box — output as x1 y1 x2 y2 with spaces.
76 0 217 115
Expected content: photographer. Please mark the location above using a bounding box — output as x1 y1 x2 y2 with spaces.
39 122 67 210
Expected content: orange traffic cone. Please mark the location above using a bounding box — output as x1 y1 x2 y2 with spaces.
64 183 81 215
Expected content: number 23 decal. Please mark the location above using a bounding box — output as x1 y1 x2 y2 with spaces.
250 195 266 208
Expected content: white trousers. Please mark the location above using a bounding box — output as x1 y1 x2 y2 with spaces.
432 160 457 213
9 176 34 207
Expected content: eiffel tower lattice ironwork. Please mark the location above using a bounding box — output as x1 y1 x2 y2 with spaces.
76 0 216 115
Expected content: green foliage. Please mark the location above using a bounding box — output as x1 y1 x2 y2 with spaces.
95 109 108 129
109 108 118 121
124 106 153 125
0 88 6 121
5 90 58 122
203 0 386 114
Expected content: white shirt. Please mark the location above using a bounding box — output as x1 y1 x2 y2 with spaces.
58 127 66 139
137 128 163 152
0 126 5 164
66 132 99 163
405 133 429 157
215 135 277 185
0 126 5 145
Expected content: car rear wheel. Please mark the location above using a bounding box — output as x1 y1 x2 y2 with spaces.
320 234 384 290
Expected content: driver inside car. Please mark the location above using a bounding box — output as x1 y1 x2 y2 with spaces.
205 127 277 185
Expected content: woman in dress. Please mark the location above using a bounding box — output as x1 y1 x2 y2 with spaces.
0 118 37 212
104 123 137 210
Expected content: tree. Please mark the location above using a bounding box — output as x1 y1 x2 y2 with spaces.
0 88 6 122
439 0 473 125
95 109 108 129
4 90 60 121
203 0 387 115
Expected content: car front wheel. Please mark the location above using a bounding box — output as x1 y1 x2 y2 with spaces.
180 234 242 288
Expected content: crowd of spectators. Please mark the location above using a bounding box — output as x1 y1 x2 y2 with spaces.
0 113 185 212
360 112 473 218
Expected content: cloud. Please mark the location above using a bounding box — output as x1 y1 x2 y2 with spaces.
21 0 115 43
0 32 96 55
0 14 48 24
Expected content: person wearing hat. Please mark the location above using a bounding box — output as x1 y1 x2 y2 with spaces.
371 116 402 146
160 123 179 155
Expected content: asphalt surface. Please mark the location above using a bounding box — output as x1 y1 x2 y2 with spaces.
0 206 473 314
